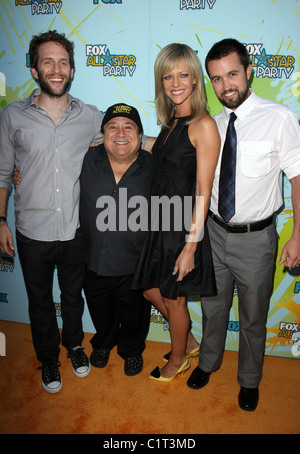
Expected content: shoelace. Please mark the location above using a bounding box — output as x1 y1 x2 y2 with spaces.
67 347 88 367
38 360 61 382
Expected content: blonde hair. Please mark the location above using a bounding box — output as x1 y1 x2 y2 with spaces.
154 43 207 128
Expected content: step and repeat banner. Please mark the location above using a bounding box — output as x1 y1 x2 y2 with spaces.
0 0 299 359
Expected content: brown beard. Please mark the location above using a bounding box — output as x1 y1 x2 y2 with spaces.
36 70 72 98
218 86 249 109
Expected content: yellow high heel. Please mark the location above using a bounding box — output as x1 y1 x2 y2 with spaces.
187 346 200 359
163 346 199 362
149 359 191 382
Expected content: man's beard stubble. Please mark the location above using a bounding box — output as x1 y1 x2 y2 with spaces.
37 69 72 98
218 85 249 110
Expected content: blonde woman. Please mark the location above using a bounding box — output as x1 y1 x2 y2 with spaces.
133 43 220 381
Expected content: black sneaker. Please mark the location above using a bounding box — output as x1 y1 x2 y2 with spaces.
90 348 110 368
40 360 62 394
124 355 143 376
67 346 91 378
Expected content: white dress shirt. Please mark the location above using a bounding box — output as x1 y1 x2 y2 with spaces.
210 90 300 223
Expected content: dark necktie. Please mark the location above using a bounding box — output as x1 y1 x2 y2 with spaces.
218 112 237 223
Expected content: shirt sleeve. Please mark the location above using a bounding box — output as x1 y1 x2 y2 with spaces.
0 108 14 191
92 107 104 143
141 135 147 149
279 111 300 180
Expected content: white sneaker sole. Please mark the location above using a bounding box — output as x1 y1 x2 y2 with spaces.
72 363 91 378
42 379 62 394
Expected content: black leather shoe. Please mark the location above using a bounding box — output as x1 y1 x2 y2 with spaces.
90 349 110 368
186 366 211 390
124 355 143 376
238 386 259 411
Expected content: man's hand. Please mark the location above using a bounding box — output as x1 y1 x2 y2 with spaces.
89 141 103 147
279 236 300 268
280 175 300 268
13 168 21 188
0 223 15 257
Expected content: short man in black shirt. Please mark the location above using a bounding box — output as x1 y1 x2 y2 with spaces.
80 104 154 376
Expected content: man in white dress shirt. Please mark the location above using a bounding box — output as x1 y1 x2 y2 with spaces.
187 38 300 411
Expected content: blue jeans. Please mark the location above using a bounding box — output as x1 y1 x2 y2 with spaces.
16 229 85 363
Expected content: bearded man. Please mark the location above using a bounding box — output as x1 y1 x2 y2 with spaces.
0 30 104 393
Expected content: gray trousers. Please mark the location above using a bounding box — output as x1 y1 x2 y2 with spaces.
199 216 277 388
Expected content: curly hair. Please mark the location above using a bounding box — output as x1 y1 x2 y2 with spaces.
29 30 75 70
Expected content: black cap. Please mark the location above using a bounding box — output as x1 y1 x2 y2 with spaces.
101 103 143 133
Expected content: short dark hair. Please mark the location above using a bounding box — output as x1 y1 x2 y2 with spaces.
29 30 75 70
205 38 250 76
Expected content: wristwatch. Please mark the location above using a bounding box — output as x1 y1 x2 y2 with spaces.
0 216 8 226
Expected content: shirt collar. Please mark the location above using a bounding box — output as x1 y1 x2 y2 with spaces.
224 89 259 121
22 88 79 112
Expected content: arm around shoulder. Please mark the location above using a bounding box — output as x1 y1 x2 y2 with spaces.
144 136 156 153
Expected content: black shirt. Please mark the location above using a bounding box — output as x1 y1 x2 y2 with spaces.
79 143 154 276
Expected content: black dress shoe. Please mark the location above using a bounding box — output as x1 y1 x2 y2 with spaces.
124 355 143 376
238 386 259 411
186 366 211 390
90 348 110 368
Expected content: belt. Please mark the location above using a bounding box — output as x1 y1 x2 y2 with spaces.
208 210 274 233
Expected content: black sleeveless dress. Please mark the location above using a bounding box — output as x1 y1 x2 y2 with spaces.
132 117 216 299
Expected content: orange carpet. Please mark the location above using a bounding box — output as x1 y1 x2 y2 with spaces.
0 320 299 435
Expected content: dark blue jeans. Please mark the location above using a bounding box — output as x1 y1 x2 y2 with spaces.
16 229 85 363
